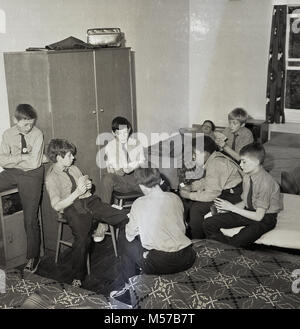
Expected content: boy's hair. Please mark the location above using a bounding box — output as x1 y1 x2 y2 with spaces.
193 135 217 155
15 104 37 121
239 142 265 164
134 168 161 188
112 116 132 135
228 107 248 124
203 120 216 131
47 139 76 163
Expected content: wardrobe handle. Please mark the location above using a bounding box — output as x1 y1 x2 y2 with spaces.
92 110 97 114
100 108 104 112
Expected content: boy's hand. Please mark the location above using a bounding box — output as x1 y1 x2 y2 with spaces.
77 176 89 195
179 184 191 192
115 168 125 176
215 138 226 148
214 198 233 212
179 189 191 199
76 181 88 196
80 175 92 190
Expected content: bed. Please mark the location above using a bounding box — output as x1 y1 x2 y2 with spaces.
129 239 300 309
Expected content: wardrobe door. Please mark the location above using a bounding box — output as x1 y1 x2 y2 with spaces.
48 51 100 187
94 48 135 136
3 52 53 144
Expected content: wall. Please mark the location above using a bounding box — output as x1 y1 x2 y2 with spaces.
0 0 189 142
189 0 274 127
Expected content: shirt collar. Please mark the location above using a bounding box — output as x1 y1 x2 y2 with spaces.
51 163 70 173
249 166 264 179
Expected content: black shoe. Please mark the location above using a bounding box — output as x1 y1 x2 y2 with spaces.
24 257 40 273
110 286 133 308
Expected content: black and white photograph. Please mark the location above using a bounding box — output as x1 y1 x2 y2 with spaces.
0 0 300 316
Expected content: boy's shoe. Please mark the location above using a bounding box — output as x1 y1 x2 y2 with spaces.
24 257 40 273
71 279 82 288
93 223 108 242
110 286 133 308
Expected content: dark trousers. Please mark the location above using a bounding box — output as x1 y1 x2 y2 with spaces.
64 195 129 280
203 212 277 248
99 172 142 204
0 167 44 259
187 182 243 239
118 229 196 284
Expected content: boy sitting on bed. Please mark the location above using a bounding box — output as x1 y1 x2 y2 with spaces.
179 135 243 239
110 167 196 307
204 142 283 248
215 108 253 162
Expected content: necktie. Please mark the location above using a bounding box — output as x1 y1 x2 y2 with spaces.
232 133 238 151
122 143 129 165
63 168 77 193
20 133 28 154
247 176 254 210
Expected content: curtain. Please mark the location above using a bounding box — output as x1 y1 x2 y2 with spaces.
266 5 287 124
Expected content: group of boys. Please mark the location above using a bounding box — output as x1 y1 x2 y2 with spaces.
0 104 282 307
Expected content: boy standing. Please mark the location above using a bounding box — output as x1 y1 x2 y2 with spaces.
215 108 253 162
179 136 243 239
45 139 128 287
110 168 196 307
0 104 44 272
99 116 145 204
204 143 283 248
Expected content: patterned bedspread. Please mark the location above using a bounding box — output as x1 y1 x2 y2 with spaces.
129 239 300 309
0 270 115 309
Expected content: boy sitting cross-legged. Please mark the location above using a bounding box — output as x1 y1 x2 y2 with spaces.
110 167 196 307
204 143 283 248
45 139 128 287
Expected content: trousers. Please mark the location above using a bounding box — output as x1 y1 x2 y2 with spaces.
203 211 277 248
0 166 44 259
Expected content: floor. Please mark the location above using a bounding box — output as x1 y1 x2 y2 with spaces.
32 235 124 298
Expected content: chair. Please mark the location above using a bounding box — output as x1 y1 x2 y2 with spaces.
112 191 143 208
55 212 90 276
108 191 143 257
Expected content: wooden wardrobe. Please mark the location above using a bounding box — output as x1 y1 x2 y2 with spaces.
4 48 137 252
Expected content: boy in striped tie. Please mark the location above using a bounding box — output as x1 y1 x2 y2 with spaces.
204 143 282 248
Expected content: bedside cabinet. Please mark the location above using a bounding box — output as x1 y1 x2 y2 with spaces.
0 188 27 269
245 119 269 144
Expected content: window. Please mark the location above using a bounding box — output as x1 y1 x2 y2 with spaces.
285 5 300 121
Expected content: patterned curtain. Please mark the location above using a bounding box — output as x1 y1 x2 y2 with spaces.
266 5 287 124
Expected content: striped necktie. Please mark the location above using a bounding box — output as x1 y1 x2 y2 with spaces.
20 133 28 154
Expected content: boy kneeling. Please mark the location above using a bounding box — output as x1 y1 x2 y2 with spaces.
110 167 196 307
204 143 282 248
45 139 128 287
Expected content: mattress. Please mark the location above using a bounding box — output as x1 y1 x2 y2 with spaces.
221 193 300 250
